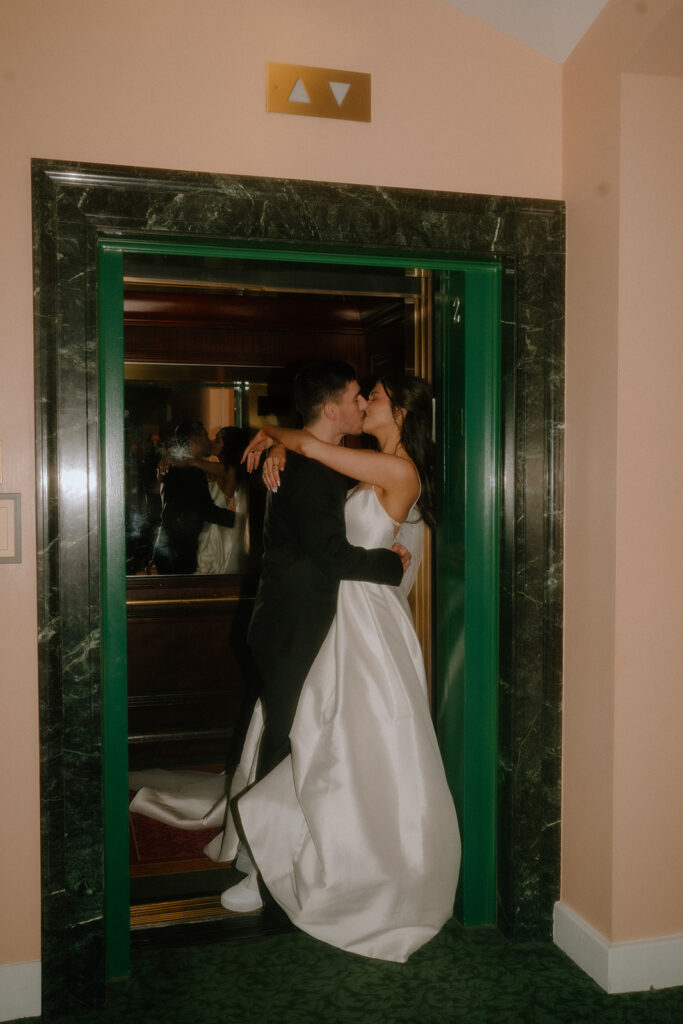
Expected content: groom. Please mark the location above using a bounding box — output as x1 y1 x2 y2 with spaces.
222 360 409 912
152 420 235 573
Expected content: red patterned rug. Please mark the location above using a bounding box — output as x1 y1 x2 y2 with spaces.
129 790 223 874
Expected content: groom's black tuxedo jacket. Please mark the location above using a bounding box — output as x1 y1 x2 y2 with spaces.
247 452 402 675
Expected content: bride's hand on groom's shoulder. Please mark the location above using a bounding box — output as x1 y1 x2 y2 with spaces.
241 429 275 475
262 444 287 491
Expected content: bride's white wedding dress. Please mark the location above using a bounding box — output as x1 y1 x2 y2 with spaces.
220 486 461 962
130 485 461 962
195 480 248 575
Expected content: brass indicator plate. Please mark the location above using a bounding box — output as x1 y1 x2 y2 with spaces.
267 62 371 122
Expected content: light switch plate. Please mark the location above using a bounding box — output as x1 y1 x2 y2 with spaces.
0 493 21 563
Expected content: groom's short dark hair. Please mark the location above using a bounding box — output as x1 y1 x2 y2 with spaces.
174 420 205 447
293 361 357 426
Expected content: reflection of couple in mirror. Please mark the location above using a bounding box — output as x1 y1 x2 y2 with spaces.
151 421 249 575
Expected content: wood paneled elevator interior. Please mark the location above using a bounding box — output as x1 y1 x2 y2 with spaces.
123 255 432 923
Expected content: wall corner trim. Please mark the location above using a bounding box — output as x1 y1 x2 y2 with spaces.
553 901 683 994
0 960 41 1022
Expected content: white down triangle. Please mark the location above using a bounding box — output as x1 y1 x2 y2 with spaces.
329 81 350 106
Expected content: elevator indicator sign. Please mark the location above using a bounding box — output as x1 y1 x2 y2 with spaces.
267 63 371 122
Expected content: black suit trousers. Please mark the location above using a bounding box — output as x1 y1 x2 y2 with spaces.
251 652 312 781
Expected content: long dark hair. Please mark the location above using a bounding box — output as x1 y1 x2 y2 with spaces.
378 375 435 529
216 426 249 477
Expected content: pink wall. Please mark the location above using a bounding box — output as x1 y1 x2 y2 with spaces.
0 0 561 968
563 0 683 943
3 0 561 196
562 14 622 935
613 70 683 941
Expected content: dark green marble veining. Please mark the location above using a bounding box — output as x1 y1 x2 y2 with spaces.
32 161 564 1014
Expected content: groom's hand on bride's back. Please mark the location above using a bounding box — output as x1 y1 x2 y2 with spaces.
391 543 411 574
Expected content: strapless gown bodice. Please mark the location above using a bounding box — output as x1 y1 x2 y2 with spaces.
345 485 396 547
344 485 425 599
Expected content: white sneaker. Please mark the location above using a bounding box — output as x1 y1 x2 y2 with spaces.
220 873 264 912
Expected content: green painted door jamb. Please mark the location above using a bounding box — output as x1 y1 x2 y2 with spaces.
435 264 501 926
99 244 130 979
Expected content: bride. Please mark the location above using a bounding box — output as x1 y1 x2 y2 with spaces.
219 374 461 963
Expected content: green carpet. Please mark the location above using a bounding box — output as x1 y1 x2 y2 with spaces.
14 919 683 1024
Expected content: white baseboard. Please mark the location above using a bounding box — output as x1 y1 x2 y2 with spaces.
554 901 683 994
0 960 41 1022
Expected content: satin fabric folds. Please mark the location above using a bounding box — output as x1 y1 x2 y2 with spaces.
233 487 461 962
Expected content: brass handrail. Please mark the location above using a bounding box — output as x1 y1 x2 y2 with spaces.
126 595 250 608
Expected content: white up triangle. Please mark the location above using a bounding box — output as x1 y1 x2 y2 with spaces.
288 78 311 103
329 81 350 106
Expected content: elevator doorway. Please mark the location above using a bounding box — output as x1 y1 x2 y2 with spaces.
122 255 433 928
99 241 501 975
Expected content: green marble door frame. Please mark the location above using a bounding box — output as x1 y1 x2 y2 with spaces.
33 161 564 1016
99 240 501 977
